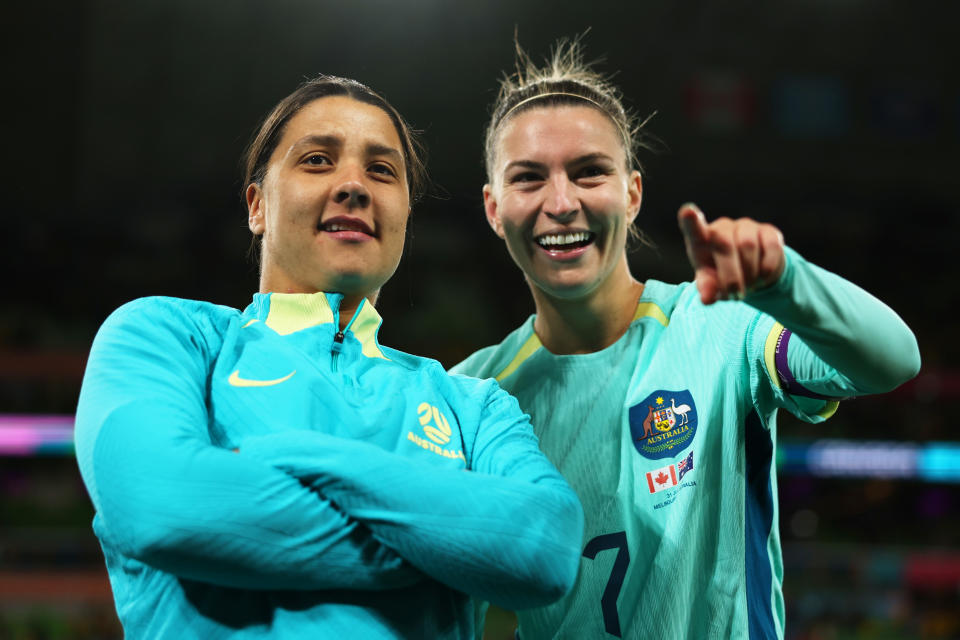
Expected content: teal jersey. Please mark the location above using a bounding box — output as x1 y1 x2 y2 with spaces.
453 248 920 639
75 291 583 639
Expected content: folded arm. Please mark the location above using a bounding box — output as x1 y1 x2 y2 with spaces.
241 382 584 610
75 299 420 591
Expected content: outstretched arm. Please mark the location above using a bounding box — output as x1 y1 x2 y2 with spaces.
75 299 420 591
678 203 920 394
240 381 584 610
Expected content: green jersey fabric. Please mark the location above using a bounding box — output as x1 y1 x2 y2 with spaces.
452 248 920 639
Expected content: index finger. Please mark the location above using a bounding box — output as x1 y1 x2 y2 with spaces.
677 203 712 267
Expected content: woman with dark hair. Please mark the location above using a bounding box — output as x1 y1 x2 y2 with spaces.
74 75 583 639
453 41 920 639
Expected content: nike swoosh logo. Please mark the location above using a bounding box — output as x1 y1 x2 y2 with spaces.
228 370 296 387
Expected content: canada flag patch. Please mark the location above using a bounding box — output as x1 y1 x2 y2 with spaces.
646 463 678 493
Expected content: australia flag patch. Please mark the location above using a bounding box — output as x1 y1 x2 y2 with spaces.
629 389 698 460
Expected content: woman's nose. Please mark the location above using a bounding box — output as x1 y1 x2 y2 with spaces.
333 181 370 209
542 175 577 220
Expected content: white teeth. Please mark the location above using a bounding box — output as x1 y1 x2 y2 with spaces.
536 232 591 247
326 224 355 232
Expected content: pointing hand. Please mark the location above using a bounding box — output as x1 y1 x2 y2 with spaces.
678 203 785 305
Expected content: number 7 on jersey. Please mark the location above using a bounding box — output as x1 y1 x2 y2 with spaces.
582 531 630 638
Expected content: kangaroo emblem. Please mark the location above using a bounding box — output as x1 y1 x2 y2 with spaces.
639 405 655 439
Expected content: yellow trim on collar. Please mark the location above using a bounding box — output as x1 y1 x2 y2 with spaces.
495 332 543 382
350 302 388 360
494 299 669 382
264 294 335 335
632 301 669 327
262 293 388 360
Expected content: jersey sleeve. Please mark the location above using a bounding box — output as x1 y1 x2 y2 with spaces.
74 298 421 591
239 380 585 610
745 247 921 421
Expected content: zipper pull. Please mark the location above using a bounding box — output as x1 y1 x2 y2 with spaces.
331 330 345 371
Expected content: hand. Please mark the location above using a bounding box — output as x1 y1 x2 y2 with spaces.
678 203 785 305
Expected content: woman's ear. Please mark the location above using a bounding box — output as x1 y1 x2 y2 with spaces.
483 184 505 239
626 170 643 224
246 183 265 235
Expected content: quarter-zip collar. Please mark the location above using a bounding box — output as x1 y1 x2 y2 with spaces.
246 292 387 360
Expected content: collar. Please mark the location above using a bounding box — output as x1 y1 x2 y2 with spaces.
246 292 386 360
495 296 668 381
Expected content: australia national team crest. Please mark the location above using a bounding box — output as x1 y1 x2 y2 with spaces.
629 390 698 460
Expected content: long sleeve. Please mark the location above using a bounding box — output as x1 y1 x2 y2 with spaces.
746 247 921 397
240 382 585 610
74 298 420 591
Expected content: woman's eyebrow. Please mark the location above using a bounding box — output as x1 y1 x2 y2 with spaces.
504 153 615 174
288 135 401 163
504 160 546 172
568 152 615 165
365 143 402 163
291 134 342 151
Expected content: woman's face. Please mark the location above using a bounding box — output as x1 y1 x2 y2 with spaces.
484 105 642 301
247 96 410 297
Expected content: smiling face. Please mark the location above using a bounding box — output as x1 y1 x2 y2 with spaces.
484 104 642 302
246 96 409 298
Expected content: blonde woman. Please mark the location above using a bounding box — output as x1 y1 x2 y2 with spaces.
454 41 920 639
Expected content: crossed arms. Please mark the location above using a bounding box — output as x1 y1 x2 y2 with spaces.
74 298 583 608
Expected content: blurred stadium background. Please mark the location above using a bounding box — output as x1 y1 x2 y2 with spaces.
4 1 958 638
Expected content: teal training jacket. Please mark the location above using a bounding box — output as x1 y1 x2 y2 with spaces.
74 291 584 639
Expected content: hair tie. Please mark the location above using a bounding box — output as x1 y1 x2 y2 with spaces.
498 91 630 147
500 92 606 122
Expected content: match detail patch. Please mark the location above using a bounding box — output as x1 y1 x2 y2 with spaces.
646 451 695 495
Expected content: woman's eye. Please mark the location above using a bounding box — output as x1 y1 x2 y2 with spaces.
511 172 542 184
304 154 331 166
578 165 606 179
369 163 398 178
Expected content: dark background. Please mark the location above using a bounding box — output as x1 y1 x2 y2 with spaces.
3 1 958 638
